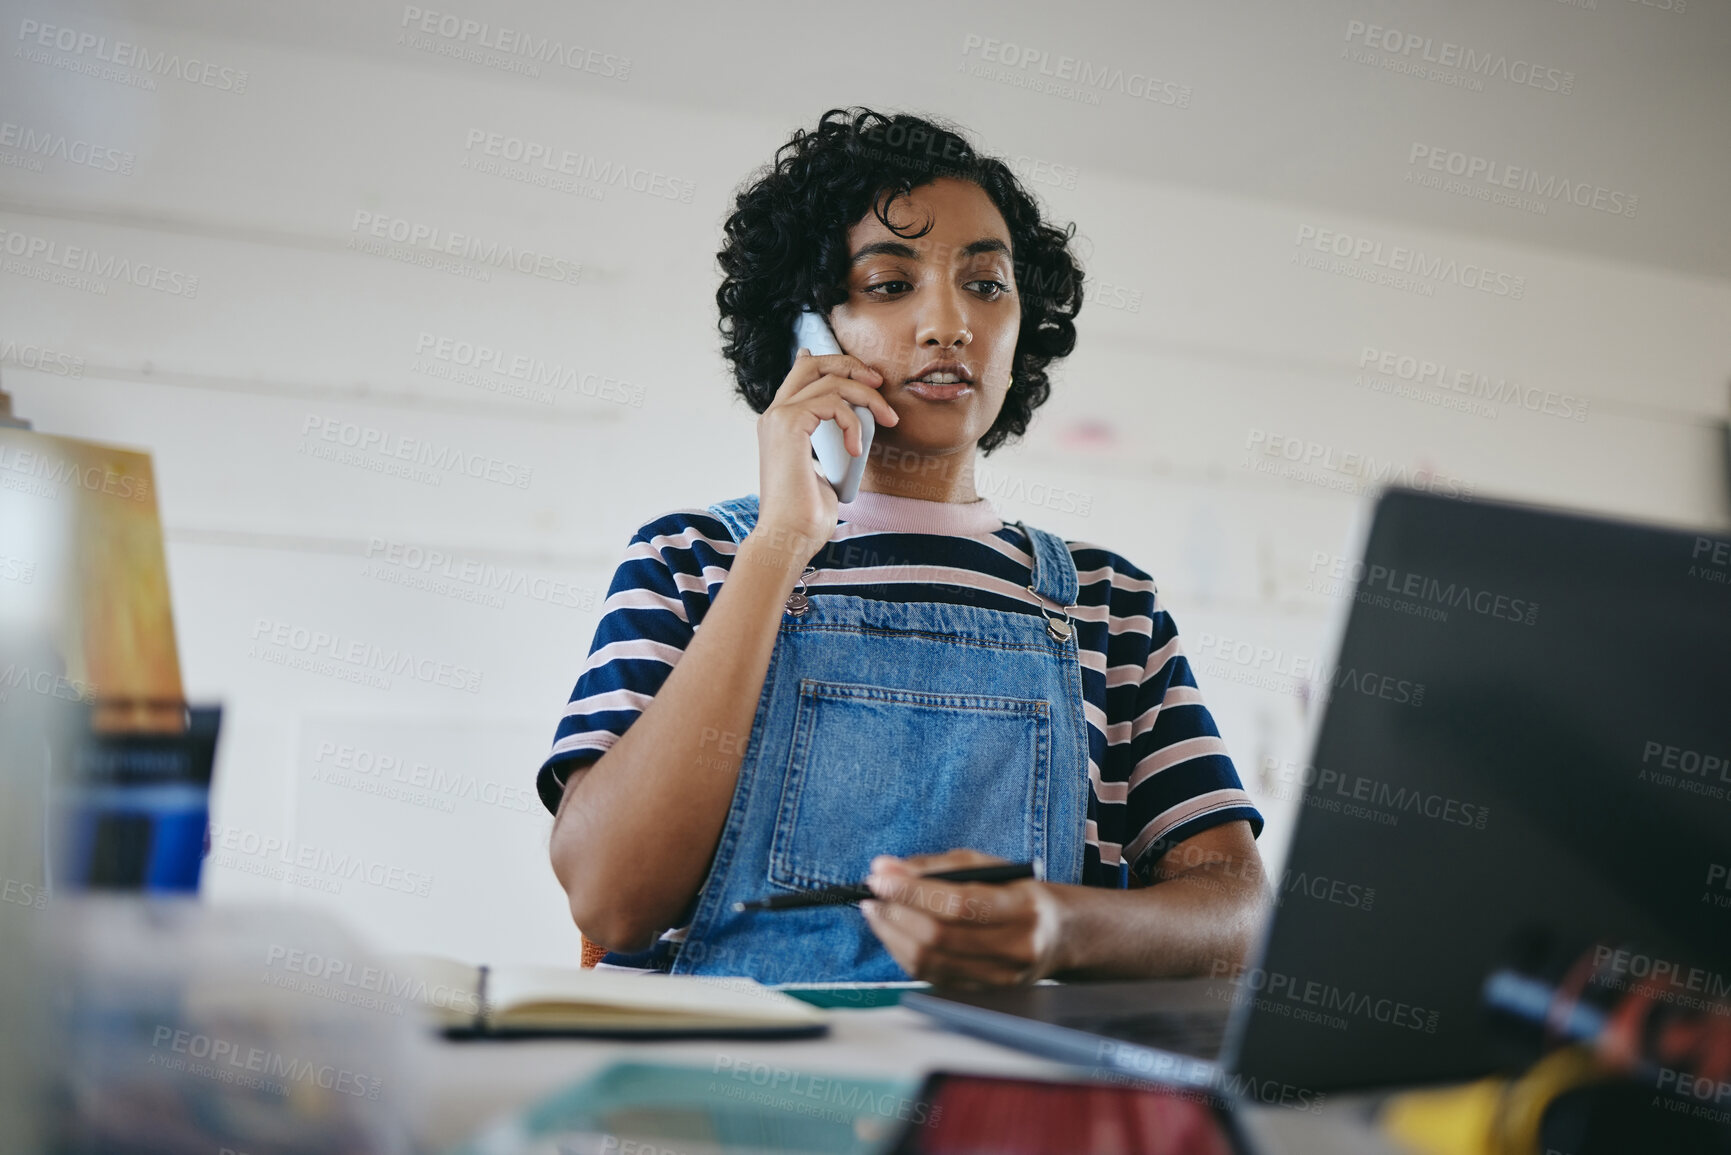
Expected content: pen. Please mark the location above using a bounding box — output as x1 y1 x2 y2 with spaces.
732 860 1044 912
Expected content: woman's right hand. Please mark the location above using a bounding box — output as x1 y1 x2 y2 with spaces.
753 347 899 561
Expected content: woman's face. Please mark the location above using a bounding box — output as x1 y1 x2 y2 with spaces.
828 177 1019 461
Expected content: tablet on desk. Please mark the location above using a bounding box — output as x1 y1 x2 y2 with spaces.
888 1071 1251 1155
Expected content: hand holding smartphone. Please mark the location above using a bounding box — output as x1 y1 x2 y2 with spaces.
751 309 894 570
791 309 876 503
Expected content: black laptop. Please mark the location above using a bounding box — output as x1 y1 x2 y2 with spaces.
905 487 1731 1097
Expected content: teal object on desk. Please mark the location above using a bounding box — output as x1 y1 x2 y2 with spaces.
774 983 929 1009
453 1061 925 1155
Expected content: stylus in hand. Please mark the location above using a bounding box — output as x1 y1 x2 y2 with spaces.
732 860 1044 912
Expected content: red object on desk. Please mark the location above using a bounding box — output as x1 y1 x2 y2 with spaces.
894 1073 1239 1155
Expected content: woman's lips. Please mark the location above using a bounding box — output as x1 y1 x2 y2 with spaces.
903 382 973 401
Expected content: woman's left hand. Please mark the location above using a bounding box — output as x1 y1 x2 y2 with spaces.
860 849 1069 987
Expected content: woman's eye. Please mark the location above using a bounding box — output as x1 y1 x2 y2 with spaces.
858 278 1010 297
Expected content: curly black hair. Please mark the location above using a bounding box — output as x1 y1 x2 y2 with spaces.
715 107 1085 455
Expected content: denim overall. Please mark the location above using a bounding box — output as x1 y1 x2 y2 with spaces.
668 493 1090 982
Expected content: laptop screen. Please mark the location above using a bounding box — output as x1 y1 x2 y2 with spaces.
1227 488 1731 1090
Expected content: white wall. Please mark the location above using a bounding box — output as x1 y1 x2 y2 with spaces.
3 0 1726 965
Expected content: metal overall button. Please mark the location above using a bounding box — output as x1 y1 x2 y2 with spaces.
1027 583 1074 642
785 566 816 617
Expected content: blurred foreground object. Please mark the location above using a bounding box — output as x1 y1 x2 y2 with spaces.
456 1060 930 1155
1379 940 1731 1155
42 897 421 1154
56 700 221 893
0 409 421 1151
0 376 30 428
0 424 184 734
0 617 71 1152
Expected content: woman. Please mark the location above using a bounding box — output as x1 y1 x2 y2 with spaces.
541 108 1265 986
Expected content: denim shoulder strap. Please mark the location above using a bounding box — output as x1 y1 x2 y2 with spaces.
1014 520 1078 607
705 494 761 545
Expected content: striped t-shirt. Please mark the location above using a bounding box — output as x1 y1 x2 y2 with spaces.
537 489 1263 960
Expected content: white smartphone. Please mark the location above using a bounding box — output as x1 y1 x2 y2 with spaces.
791 308 875 503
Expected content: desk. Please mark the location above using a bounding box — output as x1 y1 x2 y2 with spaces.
411 1005 1414 1155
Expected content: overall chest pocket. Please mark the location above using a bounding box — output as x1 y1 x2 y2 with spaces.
767 679 1053 892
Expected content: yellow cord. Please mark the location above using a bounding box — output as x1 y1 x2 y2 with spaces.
1379 1046 1612 1155
1488 1046 1610 1155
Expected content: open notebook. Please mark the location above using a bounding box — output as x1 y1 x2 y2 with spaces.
385 955 831 1039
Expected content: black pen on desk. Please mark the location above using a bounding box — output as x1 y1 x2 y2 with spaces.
732 860 1044 912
